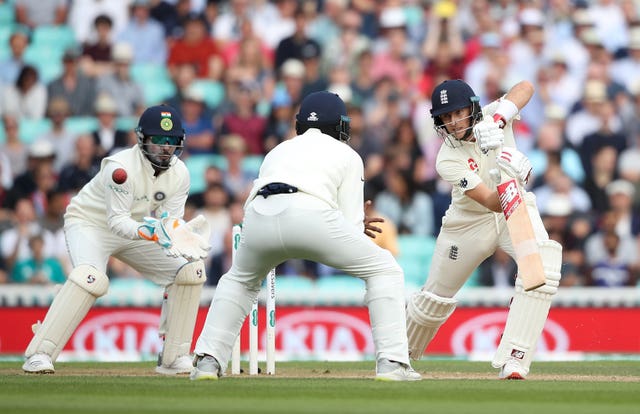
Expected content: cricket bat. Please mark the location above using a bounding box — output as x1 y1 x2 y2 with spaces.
496 178 546 291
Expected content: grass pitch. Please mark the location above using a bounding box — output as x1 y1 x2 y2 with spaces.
1 360 639 414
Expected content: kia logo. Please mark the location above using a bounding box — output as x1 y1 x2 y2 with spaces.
450 311 570 356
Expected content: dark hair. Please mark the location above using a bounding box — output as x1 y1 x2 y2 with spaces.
16 65 38 90
94 14 113 28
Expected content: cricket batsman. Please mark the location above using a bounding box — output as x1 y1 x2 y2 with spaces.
22 104 211 375
406 79 562 379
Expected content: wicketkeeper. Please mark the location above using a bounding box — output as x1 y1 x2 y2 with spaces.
22 104 211 375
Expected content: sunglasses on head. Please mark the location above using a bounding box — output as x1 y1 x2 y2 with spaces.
149 135 181 146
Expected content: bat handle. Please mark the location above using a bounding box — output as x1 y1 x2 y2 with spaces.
489 168 501 184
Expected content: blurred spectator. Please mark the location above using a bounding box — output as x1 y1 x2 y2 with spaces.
583 145 620 214
218 133 255 200
276 58 306 106
617 132 640 209
263 88 295 151
253 0 297 50
58 134 101 194
180 86 216 155
369 7 414 94
221 16 274 84
478 248 516 288
305 0 345 47
151 0 193 38
196 182 232 278
0 65 47 119
421 7 465 93
565 80 622 149
68 0 130 45
47 47 98 117
220 80 267 155
589 0 629 56
528 121 585 186
579 99 627 177
38 189 71 273
166 62 202 113
506 8 547 89
10 234 65 284
0 198 55 271
0 114 28 179
96 43 145 117
92 93 130 156
117 0 168 65
534 167 592 216
2 140 56 210
0 151 12 205
320 7 370 80
0 28 30 85
80 14 116 78
374 168 434 237
39 97 77 173
299 41 328 97
609 28 640 93
274 6 320 71
167 13 224 80
533 54 582 118
604 179 640 238
15 0 69 29
212 0 257 46
30 161 57 218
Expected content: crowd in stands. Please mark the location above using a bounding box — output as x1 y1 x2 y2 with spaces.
0 0 639 288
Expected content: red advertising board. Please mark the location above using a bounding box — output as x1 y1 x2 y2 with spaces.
1 306 638 358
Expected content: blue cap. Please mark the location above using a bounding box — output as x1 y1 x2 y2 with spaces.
137 104 184 137
430 79 479 117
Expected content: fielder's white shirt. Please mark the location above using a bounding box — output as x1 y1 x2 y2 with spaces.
245 129 365 230
64 145 190 239
436 99 518 214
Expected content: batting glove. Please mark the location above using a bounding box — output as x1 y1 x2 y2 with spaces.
473 118 504 154
496 147 532 187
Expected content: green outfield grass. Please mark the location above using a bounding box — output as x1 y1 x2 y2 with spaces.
1 361 639 414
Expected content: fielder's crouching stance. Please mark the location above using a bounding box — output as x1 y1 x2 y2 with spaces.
22 105 211 375
406 79 561 379
191 91 420 381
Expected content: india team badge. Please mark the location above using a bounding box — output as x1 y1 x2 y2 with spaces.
160 111 173 131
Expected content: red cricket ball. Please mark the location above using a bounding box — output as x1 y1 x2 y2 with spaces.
112 168 128 184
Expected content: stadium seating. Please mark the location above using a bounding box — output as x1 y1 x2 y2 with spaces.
0 2 15 26
64 116 99 135
22 45 64 84
18 118 52 144
190 79 225 109
241 155 264 176
115 116 137 132
31 25 76 51
184 154 227 193
397 234 436 285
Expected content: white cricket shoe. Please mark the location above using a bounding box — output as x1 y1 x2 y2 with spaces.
498 358 527 380
375 358 422 382
190 354 221 381
23 353 55 374
155 355 193 375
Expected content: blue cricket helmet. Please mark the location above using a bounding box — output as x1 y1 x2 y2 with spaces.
295 91 351 142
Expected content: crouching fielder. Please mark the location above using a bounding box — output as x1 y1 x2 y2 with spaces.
406 79 561 379
22 105 210 375
191 91 420 382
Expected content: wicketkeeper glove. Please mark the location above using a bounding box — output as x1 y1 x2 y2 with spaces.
496 147 532 187
167 215 212 261
473 118 504 154
138 213 183 257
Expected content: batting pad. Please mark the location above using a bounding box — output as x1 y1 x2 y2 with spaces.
158 260 206 368
492 240 562 373
25 265 109 361
406 290 457 360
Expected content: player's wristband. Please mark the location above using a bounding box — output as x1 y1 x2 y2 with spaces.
494 99 518 127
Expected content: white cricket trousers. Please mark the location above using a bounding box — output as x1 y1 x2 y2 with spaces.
194 192 410 370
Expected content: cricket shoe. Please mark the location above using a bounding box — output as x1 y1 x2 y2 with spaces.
190 354 221 381
23 353 55 374
155 355 193 375
375 358 422 381
498 358 527 380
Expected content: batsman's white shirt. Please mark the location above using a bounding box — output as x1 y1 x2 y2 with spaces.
426 100 549 297
195 128 412 367
63 145 191 284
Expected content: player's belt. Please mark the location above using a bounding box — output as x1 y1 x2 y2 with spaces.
257 183 298 198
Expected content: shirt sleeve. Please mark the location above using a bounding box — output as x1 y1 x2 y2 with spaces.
337 150 365 230
102 162 143 239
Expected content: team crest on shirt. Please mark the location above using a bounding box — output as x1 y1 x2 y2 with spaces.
154 192 166 201
459 178 468 189
468 158 478 172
